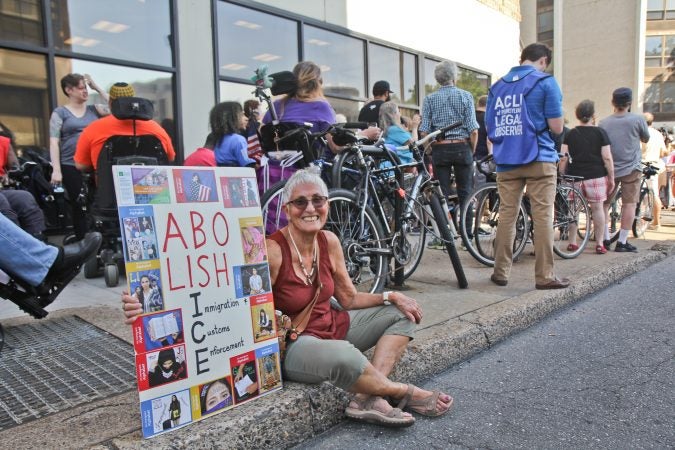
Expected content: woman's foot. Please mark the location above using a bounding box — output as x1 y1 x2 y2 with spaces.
394 384 453 417
345 394 414 427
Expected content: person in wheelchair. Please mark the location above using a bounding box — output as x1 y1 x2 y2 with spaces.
0 213 101 318
1 122 47 239
73 82 175 173
71 82 175 286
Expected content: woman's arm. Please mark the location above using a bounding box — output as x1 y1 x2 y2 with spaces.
601 144 615 192
49 111 63 184
325 231 422 323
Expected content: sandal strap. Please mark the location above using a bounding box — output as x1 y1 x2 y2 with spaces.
396 384 415 410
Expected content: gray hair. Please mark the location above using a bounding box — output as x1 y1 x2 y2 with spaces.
281 167 328 205
379 101 400 136
435 61 458 86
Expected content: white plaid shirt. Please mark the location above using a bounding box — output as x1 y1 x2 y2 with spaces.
419 85 479 140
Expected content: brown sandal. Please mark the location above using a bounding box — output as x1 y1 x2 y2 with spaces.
345 395 415 428
396 384 453 417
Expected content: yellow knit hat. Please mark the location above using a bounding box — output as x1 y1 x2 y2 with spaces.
109 82 135 100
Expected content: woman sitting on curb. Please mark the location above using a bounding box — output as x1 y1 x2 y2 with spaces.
121 168 453 427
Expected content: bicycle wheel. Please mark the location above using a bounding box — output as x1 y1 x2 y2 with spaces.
607 189 622 244
260 179 288 236
395 198 427 280
460 183 528 267
633 185 654 238
553 186 590 259
324 189 388 293
428 191 468 289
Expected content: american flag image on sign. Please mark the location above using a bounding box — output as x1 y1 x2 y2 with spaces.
197 184 211 201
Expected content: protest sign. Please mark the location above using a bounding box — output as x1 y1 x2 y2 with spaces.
114 165 281 438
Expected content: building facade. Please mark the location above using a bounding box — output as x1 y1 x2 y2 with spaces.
0 0 521 160
521 0 675 131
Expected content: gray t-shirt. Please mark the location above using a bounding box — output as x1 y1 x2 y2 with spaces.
49 105 101 166
598 112 649 178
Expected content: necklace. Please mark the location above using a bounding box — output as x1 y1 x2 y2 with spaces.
287 228 317 285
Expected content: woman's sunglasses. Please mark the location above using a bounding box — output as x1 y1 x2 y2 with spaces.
286 195 328 209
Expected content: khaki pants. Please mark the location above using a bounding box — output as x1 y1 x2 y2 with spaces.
282 305 415 390
494 162 557 285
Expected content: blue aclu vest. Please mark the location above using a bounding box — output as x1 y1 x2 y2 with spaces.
486 70 551 165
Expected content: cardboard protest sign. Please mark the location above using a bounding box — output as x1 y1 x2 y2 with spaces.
114 166 282 438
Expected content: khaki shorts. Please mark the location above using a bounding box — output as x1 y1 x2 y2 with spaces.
606 170 641 204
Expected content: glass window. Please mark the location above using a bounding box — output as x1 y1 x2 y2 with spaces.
537 11 553 33
646 36 663 56
54 57 174 122
0 48 48 148
648 0 664 10
217 2 298 79
329 98 360 122
662 81 675 102
50 0 173 67
304 25 365 98
424 58 440 96
0 0 43 45
665 36 675 65
219 80 269 118
402 52 418 105
368 43 400 101
458 68 489 100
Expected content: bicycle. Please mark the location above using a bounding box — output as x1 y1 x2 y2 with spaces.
606 161 659 243
329 122 468 291
461 154 591 267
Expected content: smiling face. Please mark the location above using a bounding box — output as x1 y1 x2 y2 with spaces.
284 182 328 234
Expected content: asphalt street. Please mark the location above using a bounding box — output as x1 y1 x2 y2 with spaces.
296 255 675 450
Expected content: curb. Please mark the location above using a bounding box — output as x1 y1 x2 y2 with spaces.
101 243 674 449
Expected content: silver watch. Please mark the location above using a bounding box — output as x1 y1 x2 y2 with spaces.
382 291 393 305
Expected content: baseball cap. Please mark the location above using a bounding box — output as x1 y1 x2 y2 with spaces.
612 87 632 106
109 82 135 100
373 80 393 96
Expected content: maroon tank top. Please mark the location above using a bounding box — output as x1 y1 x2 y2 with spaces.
269 230 349 340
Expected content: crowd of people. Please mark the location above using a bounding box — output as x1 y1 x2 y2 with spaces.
5 41 675 431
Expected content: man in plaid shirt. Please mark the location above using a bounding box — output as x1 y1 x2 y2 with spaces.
419 60 478 216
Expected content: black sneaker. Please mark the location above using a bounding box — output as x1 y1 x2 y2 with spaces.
614 241 638 253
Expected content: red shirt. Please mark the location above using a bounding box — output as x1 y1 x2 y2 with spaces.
0 136 9 176
74 115 176 170
184 147 216 167
269 230 350 340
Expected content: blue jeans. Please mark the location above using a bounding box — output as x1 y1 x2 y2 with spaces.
0 213 58 286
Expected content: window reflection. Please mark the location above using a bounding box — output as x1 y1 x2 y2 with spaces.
54 57 174 122
304 25 365 98
368 43 400 102
217 2 297 79
458 67 489 100
0 0 43 45
50 0 173 67
0 48 48 148
219 80 269 118
424 58 440 96
402 52 418 105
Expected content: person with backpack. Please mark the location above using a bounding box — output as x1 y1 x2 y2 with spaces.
485 43 568 290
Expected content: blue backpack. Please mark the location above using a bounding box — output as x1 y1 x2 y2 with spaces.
486 70 551 165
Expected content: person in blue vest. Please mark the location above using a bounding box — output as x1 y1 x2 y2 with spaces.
486 42 568 290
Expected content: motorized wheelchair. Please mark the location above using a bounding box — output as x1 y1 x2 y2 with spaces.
79 96 169 287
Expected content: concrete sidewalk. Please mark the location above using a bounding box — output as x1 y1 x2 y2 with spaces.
1 212 674 449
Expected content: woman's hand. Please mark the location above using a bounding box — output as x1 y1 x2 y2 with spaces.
122 291 143 324
389 292 423 324
50 167 62 185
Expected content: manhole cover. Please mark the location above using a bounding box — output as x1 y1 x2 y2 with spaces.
0 316 136 431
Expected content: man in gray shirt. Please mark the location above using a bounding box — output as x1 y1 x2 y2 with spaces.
599 87 649 253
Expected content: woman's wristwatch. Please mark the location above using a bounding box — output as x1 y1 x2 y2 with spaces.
382 291 393 306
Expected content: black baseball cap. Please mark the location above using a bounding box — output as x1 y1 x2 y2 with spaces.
612 87 632 106
373 80 393 96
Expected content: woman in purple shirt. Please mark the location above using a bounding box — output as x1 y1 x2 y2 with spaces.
262 61 339 158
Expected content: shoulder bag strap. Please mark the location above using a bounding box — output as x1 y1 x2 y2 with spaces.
290 237 322 334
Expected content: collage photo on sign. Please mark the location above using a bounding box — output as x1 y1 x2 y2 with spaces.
220 176 260 208
131 167 171 204
173 168 218 203
141 389 192 435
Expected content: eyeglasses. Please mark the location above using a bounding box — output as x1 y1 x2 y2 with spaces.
286 195 328 209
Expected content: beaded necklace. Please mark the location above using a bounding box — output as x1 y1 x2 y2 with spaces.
287 228 318 286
